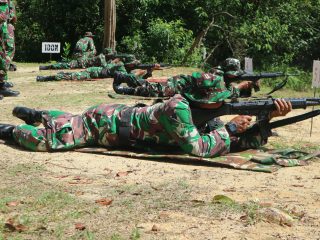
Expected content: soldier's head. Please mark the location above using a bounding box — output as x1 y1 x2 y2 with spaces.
221 58 245 76
183 72 231 109
84 32 95 38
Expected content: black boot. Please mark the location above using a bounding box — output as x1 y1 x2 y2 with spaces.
9 63 17 71
39 65 50 70
0 83 20 97
12 107 43 125
36 76 56 82
3 82 14 88
0 124 15 140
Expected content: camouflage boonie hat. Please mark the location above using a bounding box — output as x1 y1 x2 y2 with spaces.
84 32 95 37
183 72 231 104
124 55 139 64
221 58 245 76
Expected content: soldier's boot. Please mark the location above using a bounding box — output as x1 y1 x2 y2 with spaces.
36 76 56 82
12 107 43 126
0 124 15 140
3 82 14 88
113 72 127 85
9 63 17 71
39 65 51 70
0 83 20 97
0 95 3 100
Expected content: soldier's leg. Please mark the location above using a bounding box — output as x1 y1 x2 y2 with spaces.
55 70 91 81
13 124 48 151
5 23 16 73
6 23 14 61
44 62 71 70
0 23 19 97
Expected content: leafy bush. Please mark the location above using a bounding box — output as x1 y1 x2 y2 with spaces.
120 19 201 65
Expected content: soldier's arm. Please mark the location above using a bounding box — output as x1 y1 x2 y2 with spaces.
90 39 97 55
161 96 231 157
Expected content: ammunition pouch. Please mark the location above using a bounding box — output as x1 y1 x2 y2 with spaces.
118 107 135 146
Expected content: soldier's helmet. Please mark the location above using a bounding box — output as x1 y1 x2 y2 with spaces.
183 72 231 104
84 32 95 37
221 58 245 76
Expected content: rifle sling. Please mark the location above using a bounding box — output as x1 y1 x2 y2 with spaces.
237 109 320 138
267 77 288 95
269 109 320 129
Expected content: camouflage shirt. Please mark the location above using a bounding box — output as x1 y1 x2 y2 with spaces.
73 36 96 58
114 71 241 98
13 95 265 155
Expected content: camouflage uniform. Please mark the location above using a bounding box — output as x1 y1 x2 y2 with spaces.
11 94 265 156
44 54 108 70
4 0 15 61
53 63 127 81
12 73 265 156
113 71 240 98
41 49 138 70
72 32 96 60
0 0 10 83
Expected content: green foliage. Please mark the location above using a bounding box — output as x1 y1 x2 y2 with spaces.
262 66 312 91
61 42 72 62
120 19 199 64
14 0 320 73
130 228 141 240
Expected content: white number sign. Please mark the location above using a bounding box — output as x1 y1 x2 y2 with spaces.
42 42 61 53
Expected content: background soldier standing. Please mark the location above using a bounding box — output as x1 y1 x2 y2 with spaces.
0 0 19 98
6 0 16 71
72 31 97 62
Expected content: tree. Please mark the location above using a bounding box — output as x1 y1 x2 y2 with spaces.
103 0 116 50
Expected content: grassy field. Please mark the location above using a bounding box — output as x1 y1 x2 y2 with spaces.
0 63 319 240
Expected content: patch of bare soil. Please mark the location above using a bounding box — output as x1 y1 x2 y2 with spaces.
0 64 319 239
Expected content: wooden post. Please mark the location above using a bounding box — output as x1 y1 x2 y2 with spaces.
103 0 116 50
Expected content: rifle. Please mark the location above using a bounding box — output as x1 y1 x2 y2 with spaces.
224 72 299 94
191 97 320 130
124 63 170 72
192 97 320 141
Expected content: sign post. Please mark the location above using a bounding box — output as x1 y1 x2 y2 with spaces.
244 57 253 73
41 42 61 61
310 60 320 136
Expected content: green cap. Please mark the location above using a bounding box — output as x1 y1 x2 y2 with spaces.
183 72 231 104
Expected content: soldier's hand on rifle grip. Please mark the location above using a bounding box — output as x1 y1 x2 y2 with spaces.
269 99 292 119
227 115 253 135
152 63 161 70
236 81 252 90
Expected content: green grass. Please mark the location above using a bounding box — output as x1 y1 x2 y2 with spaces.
0 162 98 240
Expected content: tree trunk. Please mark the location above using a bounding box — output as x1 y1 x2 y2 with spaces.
182 17 215 64
103 0 116 50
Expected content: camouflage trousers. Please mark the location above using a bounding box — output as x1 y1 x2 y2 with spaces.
48 54 107 70
55 65 127 81
12 110 95 151
0 21 10 82
4 23 14 61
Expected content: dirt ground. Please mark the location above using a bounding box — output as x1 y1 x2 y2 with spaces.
0 64 320 240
